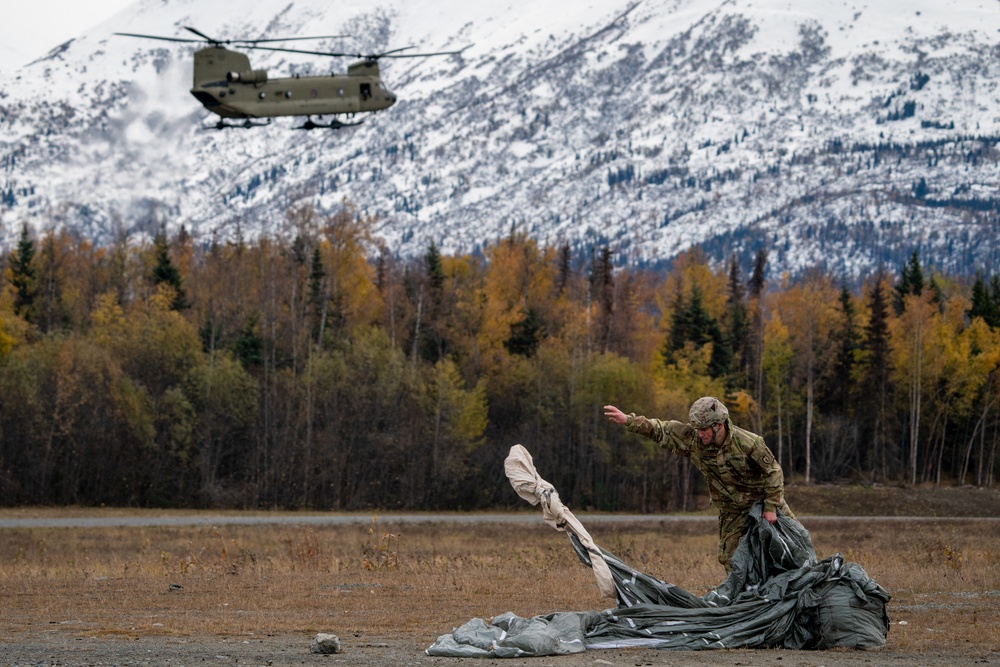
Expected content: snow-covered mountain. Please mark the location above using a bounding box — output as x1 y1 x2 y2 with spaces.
1 0 998 277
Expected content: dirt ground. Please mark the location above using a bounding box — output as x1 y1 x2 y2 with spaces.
2 488 998 666
1 630 993 667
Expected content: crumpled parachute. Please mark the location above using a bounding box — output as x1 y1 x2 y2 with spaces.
425 445 890 658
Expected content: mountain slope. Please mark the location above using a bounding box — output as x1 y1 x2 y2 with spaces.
1 0 998 277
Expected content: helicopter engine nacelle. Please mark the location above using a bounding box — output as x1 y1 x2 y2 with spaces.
227 69 268 84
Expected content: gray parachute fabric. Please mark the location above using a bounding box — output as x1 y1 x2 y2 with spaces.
425 445 890 658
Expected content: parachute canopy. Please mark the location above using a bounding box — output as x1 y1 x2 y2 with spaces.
425 445 890 658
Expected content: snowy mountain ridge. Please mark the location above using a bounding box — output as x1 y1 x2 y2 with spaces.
1 0 998 278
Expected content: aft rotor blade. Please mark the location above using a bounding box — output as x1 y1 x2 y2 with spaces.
378 49 465 58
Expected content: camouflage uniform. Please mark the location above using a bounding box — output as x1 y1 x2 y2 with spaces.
625 407 795 573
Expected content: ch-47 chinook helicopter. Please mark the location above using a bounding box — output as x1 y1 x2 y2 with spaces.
115 27 461 130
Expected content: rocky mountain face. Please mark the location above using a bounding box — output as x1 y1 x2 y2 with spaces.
1 0 998 278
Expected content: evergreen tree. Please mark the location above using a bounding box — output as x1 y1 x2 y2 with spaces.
893 250 924 314
747 249 768 402
724 254 749 385
968 273 1000 329
416 242 447 362
233 313 264 369
748 249 767 300
425 241 445 295
664 285 730 379
823 283 859 412
992 275 1000 324
556 243 572 295
504 307 545 357
928 275 943 309
151 232 188 310
9 224 36 322
589 246 615 353
309 246 327 343
858 274 896 479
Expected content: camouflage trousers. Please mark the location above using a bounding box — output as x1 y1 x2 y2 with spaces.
717 500 796 573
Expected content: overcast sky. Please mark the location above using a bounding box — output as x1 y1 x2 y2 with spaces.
1 0 135 74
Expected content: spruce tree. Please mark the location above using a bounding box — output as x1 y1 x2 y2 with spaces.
664 285 729 379
308 246 327 343
9 224 36 322
589 246 615 353
893 250 924 314
969 273 1000 329
859 274 895 479
417 241 447 362
151 232 188 310
724 254 749 385
824 283 859 412
747 249 768 402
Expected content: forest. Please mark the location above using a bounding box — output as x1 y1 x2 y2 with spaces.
1 205 998 511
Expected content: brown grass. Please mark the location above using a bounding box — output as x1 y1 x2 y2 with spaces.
0 512 997 655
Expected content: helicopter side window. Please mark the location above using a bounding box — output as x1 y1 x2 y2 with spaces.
360 83 371 101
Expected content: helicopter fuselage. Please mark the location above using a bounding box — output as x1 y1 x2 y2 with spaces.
190 46 397 119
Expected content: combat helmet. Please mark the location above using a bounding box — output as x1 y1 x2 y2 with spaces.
688 396 729 429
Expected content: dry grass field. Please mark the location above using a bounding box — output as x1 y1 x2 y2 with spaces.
0 487 998 666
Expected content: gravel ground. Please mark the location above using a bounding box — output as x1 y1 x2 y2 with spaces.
0 632 989 667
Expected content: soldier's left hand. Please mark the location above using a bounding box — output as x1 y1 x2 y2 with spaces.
762 511 777 524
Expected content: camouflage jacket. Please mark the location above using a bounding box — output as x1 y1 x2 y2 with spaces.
626 414 785 514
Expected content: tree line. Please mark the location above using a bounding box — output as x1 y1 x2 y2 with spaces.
1 208 998 510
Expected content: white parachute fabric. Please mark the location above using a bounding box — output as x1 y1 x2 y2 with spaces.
503 444 616 599
426 446 890 658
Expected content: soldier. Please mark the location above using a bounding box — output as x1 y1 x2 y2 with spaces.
604 397 796 573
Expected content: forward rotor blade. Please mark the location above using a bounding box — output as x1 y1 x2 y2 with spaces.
114 32 205 44
232 35 347 44
228 44 465 60
232 45 367 58
184 26 218 43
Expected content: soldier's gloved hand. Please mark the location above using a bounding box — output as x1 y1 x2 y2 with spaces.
762 511 777 524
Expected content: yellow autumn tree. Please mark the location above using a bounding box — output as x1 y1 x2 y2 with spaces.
770 272 840 483
761 311 795 474
426 357 488 482
318 205 382 340
478 234 557 378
